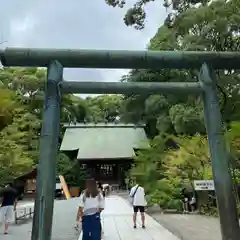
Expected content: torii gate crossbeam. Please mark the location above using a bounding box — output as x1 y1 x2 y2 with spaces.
0 48 239 240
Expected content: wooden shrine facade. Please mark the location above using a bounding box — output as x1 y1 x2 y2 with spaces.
79 159 132 187
60 123 149 187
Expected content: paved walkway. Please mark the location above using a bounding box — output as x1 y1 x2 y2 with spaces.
151 213 222 240
80 196 179 240
0 196 179 240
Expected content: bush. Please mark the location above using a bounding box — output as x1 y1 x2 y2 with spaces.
199 204 218 217
167 199 182 210
129 125 240 217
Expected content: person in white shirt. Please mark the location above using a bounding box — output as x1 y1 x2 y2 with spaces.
129 184 147 229
0 184 18 234
76 179 105 240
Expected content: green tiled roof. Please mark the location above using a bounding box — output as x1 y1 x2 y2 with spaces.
60 123 149 159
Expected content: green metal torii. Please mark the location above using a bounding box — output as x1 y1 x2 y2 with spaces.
0 48 240 240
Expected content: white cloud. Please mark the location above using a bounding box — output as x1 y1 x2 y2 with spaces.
0 0 167 86
10 15 35 33
9 15 36 46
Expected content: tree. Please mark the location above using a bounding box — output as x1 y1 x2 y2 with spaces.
169 104 205 134
0 67 124 185
105 0 209 30
0 138 33 184
60 94 88 123
0 106 40 184
0 88 16 130
86 95 123 123
226 122 240 188
56 153 89 189
119 0 240 137
121 0 240 214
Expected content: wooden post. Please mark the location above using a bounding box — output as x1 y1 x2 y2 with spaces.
199 63 240 240
59 175 71 199
31 61 63 240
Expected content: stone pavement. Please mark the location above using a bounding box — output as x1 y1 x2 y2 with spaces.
0 195 180 240
151 213 222 240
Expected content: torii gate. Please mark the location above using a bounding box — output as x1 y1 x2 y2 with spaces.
0 48 239 240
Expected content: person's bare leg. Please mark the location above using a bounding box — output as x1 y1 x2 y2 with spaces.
184 203 189 213
133 212 137 228
4 222 8 234
190 204 193 213
101 216 104 239
140 212 145 228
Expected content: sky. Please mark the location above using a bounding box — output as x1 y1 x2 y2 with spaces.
0 0 167 85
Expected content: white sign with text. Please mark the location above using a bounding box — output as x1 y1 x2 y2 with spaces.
194 180 215 191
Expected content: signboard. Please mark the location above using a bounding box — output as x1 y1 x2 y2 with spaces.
194 180 215 191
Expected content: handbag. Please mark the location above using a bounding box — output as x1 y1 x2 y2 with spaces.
129 185 139 205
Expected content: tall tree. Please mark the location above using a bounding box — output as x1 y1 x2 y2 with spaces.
0 67 125 184
119 0 240 137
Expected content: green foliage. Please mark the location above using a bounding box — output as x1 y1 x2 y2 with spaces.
165 136 212 180
117 0 240 138
0 0 240 219
56 153 88 189
226 122 240 186
0 88 17 130
129 125 240 214
105 0 153 30
148 178 183 210
0 68 43 184
85 95 123 123
169 104 205 134
0 67 124 185
0 139 33 184
116 0 240 216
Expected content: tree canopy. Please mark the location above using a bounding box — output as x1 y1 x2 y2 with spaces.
118 0 240 139
0 0 239 215
109 0 240 213
0 67 123 185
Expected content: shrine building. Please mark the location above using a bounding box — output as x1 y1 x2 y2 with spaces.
60 123 149 188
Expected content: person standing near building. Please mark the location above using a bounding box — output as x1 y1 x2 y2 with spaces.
129 183 147 229
0 183 18 234
76 179 105 240
96 181 105 238
97 181 105 198
181 188 189 213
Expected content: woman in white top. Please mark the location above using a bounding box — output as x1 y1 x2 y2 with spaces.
76 179 105 240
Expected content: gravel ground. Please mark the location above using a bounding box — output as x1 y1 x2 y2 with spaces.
150 213 223 240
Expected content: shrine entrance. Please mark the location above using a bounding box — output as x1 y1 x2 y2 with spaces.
1 48 239 240
83 162 131 187
95 163 117 182
60 123 146 187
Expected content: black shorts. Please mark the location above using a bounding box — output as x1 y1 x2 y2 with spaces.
133 206 145 213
